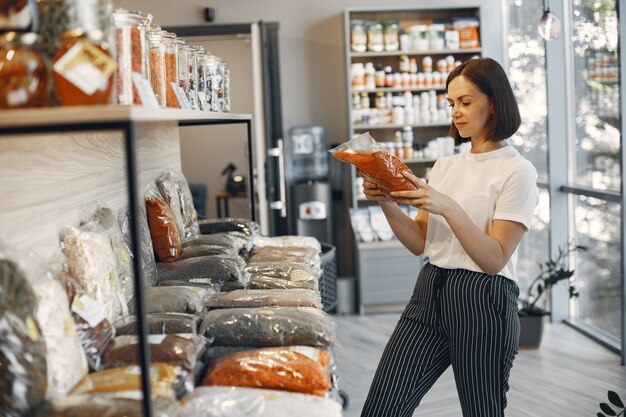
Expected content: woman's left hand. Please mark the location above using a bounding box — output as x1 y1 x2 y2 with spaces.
390 170 453 216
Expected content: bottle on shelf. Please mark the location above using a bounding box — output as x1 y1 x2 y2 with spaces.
402 126 414 159
365 62 376 90
393 130 403 158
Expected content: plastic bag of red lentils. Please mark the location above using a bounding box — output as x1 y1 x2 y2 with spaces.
329 132 417 193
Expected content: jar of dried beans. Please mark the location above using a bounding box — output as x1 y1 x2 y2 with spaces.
112 8 148 105
0 31 49 108
52 28 116 106
193 46 207 110
183 44 198 109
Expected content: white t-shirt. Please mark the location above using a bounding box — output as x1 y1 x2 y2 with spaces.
423 145 538 281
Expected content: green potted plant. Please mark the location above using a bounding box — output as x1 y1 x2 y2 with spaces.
518 243 587 348
597 390 624 417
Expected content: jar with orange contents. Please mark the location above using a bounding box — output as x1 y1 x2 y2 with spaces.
0 31 49 108
52 28 116 106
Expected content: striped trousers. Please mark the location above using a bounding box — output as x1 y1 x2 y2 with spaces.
361 262 520 417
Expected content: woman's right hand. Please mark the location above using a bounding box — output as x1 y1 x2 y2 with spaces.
362 180 387 201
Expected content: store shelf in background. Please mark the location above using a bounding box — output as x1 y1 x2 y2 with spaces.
352 86 446 93
351 48 482 58
357 240 405 250
0 105 251 129
354 122 450 130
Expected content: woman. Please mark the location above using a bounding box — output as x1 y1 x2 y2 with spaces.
360 57 538 417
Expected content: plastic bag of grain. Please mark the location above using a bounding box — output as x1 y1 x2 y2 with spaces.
202 346 331 396
207 289 321 309
181 386 342 417
199 307 336 348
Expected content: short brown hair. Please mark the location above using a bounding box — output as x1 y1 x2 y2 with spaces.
446 57 521 144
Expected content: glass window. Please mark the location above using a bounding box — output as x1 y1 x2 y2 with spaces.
507 0 548 181
570 195 621 339
569 0 620 191
516 188 550 300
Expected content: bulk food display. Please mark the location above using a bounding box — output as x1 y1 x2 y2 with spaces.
0 161 344 416
0 3 232 110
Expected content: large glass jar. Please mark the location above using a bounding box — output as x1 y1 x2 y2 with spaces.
0 31 48 108
183 44 198 109
203 53 220 112
174 39 187 99
52 29 116 106
148 29 178 108
219 59 230 112
194 46 207 110
112 8 148 105
161 31 178 108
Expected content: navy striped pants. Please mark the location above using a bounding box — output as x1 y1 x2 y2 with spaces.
361 262 520 417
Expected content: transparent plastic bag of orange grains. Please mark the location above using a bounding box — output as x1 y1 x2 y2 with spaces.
329 132 417 193
202 346 331 396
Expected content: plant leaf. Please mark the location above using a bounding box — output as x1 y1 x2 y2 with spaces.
608 391 624 408
600 403 616 415
597 413 605 417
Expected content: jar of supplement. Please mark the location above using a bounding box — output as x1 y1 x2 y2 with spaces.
422 56 433 73
383 20 399 52
399 54 410 73
0 31 48 108
350 20 367 53
429 24 445 50
367 22 383 52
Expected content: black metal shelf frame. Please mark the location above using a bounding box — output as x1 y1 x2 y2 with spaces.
0 116 253 417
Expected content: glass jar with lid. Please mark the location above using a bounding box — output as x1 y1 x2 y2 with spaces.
147 28 178 108
161 31 178 108
218 59 230 112
174 38 187 99
52 28 116 105
183 44 198 109
350 20 367 53
383 20 399 52
203 53 221 112
193 46 207 110
112 8 148 105
0 31 49 108
367 22 384 52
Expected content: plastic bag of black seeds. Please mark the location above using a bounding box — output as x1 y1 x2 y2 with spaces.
157 256 249 291
0 257 48 417
184 232 252 256
129 286 216 315
180 243 238 260
197 217 260 236
114 313 201 336
199 307 336 348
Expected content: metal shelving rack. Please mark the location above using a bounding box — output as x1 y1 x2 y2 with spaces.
0 105 252 417
343 6 482 313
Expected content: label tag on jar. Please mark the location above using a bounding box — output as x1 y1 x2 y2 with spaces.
171 82 191 109
53 41 117 95
132 72 160 109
